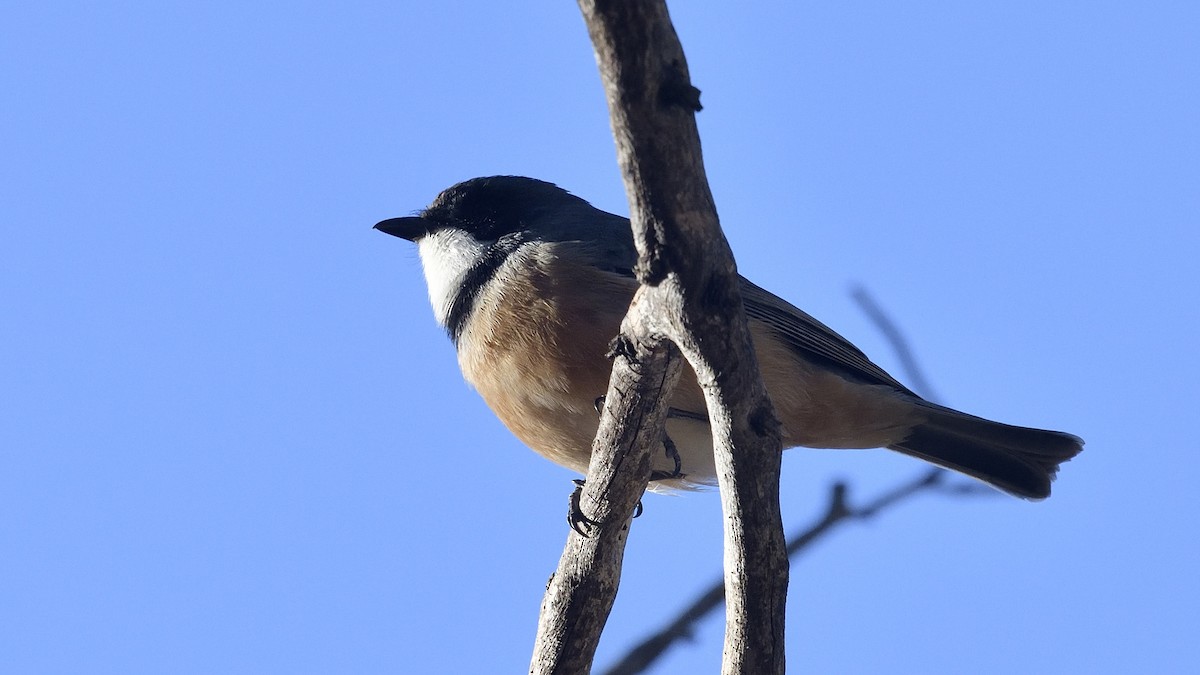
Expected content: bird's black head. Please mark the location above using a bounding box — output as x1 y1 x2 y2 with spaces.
375 176 588 242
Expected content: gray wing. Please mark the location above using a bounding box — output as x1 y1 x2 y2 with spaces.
570 205 911 395
738 277 918 396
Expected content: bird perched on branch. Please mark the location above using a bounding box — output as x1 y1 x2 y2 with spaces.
376 176 1082 498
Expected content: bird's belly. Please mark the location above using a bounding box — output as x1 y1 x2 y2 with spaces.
467 354 601 475
453 259 633 476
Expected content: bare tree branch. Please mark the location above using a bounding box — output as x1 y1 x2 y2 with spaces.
532 1 789 672
531 303 683 675
600 288 996 675
579 2 788 673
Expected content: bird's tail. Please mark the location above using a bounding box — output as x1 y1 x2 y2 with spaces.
888 403 1083 499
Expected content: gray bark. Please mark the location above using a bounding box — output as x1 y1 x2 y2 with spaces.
530 1 789 673
530 300 682 675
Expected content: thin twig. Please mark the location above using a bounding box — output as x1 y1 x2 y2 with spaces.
850 286 939 401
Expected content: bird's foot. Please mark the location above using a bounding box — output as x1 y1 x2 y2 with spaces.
568 479 643 536
648 431 686 482
567 479 598 536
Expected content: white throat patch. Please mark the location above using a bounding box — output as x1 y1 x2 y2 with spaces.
416 229 489 327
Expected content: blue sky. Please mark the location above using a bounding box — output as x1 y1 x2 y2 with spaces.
3 2 1197 673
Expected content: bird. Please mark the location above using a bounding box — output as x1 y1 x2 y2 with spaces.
375 176 1082 499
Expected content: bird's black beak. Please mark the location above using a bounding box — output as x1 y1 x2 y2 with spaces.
374 216 434 242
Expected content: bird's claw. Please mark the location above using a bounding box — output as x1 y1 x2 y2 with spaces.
568 479 644 535
648 433 686 483
568 479 599 536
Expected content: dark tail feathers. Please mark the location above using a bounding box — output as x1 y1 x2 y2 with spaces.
889 404 1083 499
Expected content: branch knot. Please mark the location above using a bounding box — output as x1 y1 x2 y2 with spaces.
659 61 702 112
